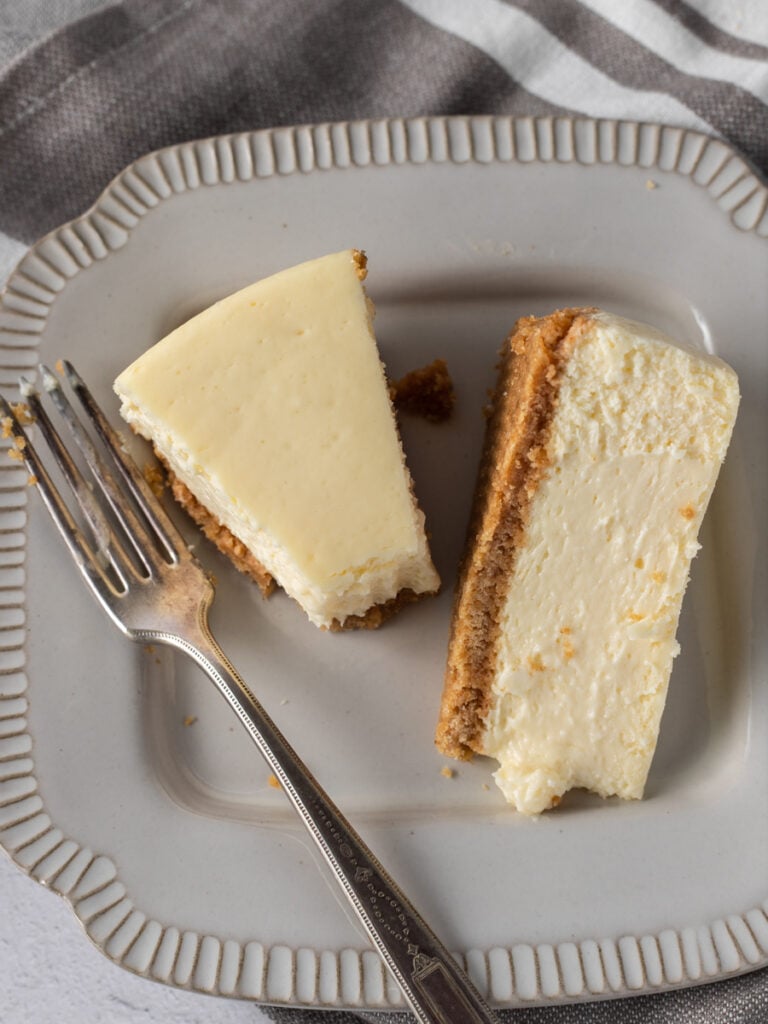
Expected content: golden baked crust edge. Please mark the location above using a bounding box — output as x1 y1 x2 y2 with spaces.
435 308 598 759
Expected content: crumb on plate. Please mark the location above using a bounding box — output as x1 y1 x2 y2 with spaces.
390 359 456 422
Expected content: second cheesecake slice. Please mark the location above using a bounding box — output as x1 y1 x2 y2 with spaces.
436 308 739 812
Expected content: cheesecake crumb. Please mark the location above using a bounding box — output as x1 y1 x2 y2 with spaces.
183 715 198 727
10 402 34 426
144 644 156 655
440 766 456 779
646 179 658 190
267 774 282 789
55 359 65 374
143 462 166 499
27 474 38 486
390 359 455 422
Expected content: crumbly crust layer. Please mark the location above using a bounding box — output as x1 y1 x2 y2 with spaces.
164 464 433 631
435 308 596 759
167 470 277 597
328 588 426 631
352 248 367 280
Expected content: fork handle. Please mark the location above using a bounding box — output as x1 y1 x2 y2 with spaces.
168 626 497 1024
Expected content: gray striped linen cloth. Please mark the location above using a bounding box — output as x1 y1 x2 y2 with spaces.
0 2 766 1023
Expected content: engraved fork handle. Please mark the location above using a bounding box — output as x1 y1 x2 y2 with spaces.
156 616 498 1024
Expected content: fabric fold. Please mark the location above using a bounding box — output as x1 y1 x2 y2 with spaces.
0 2 766 1023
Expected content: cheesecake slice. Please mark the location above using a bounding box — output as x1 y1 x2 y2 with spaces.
114 250 439 629
436 308 739 813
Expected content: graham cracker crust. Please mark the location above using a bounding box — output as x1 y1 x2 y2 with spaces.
435 308 596 759
328 588 426 632
163 464 431 631
166 472 277 597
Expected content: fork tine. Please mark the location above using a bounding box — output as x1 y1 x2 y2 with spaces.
0 395 122 601
61 362 187 566
20 377 141 583
40 364 176 574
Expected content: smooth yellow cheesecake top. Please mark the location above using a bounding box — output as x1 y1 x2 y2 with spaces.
115 250 439 626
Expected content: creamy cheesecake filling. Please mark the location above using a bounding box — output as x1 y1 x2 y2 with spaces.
436 308 586 760
115 250 439 628
438 308 739 813
484 453 717 813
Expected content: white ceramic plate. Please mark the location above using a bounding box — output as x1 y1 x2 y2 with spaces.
0 117 767 1012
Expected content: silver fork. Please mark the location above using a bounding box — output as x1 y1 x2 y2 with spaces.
1 363 498 1024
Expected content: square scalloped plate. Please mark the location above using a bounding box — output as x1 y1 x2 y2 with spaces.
0 117 766 1012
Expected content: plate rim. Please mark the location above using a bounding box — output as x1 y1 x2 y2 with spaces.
1 114 767 1010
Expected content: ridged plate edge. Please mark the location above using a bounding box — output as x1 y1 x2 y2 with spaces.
0 116 766 1010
